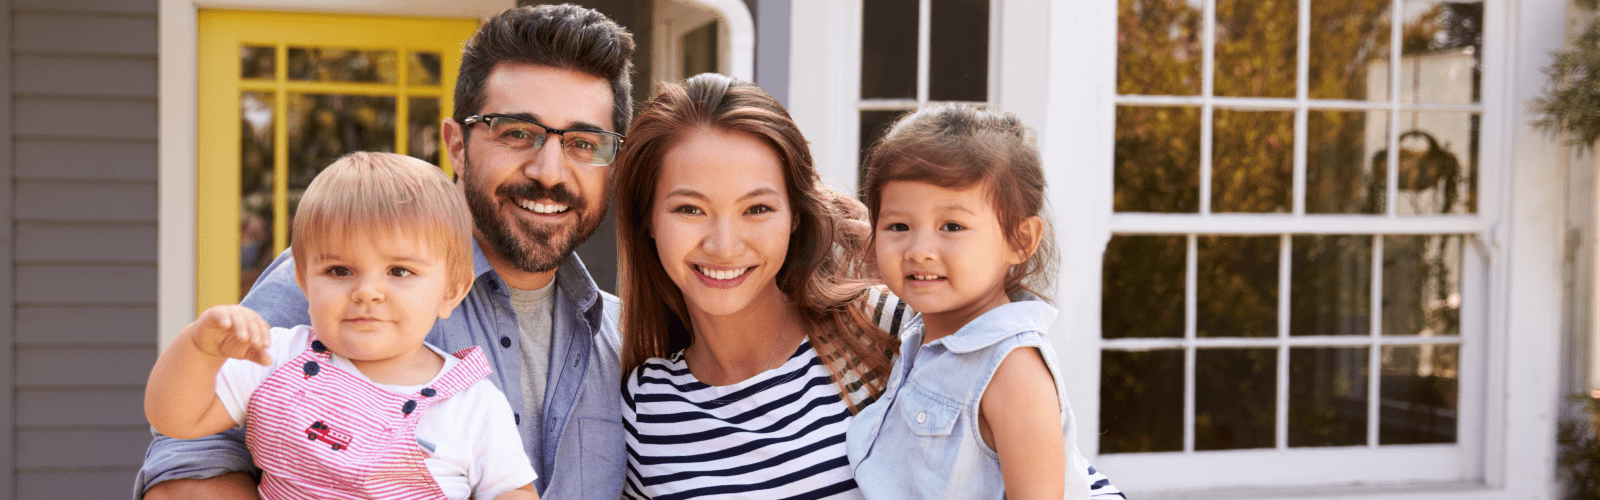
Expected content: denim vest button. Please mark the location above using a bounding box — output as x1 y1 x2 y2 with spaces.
916 411 927 423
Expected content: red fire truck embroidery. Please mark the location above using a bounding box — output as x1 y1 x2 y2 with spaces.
306 420 352 451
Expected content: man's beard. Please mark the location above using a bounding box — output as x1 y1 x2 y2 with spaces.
460 153 607 274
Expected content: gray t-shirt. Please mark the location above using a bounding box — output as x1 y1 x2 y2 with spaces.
507 280 556 468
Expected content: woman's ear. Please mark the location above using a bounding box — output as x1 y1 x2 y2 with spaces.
1007 216 1045 266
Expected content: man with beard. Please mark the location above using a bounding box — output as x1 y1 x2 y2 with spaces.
136 5 635 499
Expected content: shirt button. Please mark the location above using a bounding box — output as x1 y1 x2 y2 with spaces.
500 336 512 348
514 413 520 425
917 412 927 423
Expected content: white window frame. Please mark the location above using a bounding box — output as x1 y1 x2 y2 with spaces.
1043 0 1567 497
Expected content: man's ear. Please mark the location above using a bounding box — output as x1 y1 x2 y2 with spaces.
437 279 471 320
1007 216 1046 266
442 117 466 179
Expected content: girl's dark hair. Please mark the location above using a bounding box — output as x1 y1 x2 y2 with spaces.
862 103 1058 300
454 4 635 135
613 73 897 412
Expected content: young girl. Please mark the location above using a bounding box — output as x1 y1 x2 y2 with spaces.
846 104 1097 500
145 152 540 500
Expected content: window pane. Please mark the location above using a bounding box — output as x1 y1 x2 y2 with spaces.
287 47 398 83
407 51 442 86
859 110 907 183
1309 0 1391 101
1291 235 1372 336
1118 0 1203 96
1115 106 1200 212
1401 0 1482 104
239 92 275 299
1390 111 1478 215
1290 347 1370 447
1213 109 1293 213
1198 236 1279 338
1196 348 1277 450
1307 110 1388 214
1382 235 1462 337
1215 0 1297 98
681 22 719 78
929 0 989 101
408 97 441 166
241 45 275 80
286 94 397 238
1380 344 1459 444
1101 349 1185 453
1104 235 1186 339
861 0 918 99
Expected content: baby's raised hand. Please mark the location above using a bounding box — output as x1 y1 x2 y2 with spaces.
189 305 272 366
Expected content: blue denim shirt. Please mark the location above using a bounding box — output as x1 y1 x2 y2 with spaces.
846 298 1092 500
134 241 626 499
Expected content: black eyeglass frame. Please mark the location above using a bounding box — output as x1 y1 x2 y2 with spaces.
461 113 626 166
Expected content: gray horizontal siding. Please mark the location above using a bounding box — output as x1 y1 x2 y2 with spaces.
11 1 159 494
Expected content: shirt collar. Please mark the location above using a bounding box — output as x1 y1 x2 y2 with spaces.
470 238 603 317
936 294 1058 354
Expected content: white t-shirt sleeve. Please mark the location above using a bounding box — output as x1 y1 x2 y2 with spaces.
214 325 308 427
463 379 539 499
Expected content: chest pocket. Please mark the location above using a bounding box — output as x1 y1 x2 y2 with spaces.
898 384 960 437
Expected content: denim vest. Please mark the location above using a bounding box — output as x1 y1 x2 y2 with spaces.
846 299 1091 499
135 241 626 499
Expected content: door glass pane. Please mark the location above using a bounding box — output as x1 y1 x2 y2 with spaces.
286 94 397 240
1101 349 1185 453
1118 0 1203 96
1308 110 1388 214
409 97 442 166
1115 105 1200 213
1400 0 1482 104
1289 347 1369 447
1380 344 1459 444
1382 234 1462 337
240 92 275 299
1390 111 1478 215
1196 348 1277 450
287 47 398 83
859 109 906 182
1213 109 1293 213
1215 0 1297 98
1104 235 1186 339
1291 235 1372 336
1198 236 1279 338
241 45 275 80
407 51 442 86
928 0 988 102
1310 0 1391 101
681 22 719 79
861 0 918 99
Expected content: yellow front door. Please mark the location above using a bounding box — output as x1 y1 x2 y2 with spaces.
196 10 479 312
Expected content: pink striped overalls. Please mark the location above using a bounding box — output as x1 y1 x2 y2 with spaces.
245 331 492 500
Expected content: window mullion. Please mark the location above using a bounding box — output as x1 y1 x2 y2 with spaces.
1369 235 1386 447
1199 0 1216 216
916 0 931 105
1185 233 1198 453
1277 234 1291 449
1293 0 1310 216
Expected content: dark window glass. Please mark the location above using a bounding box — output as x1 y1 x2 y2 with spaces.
1213 109 1293 213
1198 236 1279 338
286 94 397 240
1382 235 1463 337
1196 348 1277 450
1215 0 1297 98
861 0 918 99
287 47 398 83
1103 235 1187 339
1115 106 1200 212
408 97 442 166
1388 112 1478 215
1308 110 1388 214
241 45 275 80
408 51 442 86
1289 347 1370 447
1291 235 1373 337
1380 344 1459 444
1118 0 1202 95
681 22 719 79
928 0 989 101
239 92 275 299
1401 1 1482 104
858 110 907 183
1101 349 1185 453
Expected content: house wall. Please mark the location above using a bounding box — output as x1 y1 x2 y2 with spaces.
10 0 160 496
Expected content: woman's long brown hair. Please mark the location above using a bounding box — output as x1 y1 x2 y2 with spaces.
613 73 898 412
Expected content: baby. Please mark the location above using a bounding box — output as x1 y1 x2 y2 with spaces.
145 152 539 499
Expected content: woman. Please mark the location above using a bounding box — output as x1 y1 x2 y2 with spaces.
614 73 900 499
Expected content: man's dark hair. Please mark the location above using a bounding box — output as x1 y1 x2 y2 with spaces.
454 4 636 134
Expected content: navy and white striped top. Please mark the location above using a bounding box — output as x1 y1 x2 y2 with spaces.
623 339 867 500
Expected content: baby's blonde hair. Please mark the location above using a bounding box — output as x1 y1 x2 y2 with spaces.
291 152 474 293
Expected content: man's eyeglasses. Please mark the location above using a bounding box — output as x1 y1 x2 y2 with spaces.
462 114 625 166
